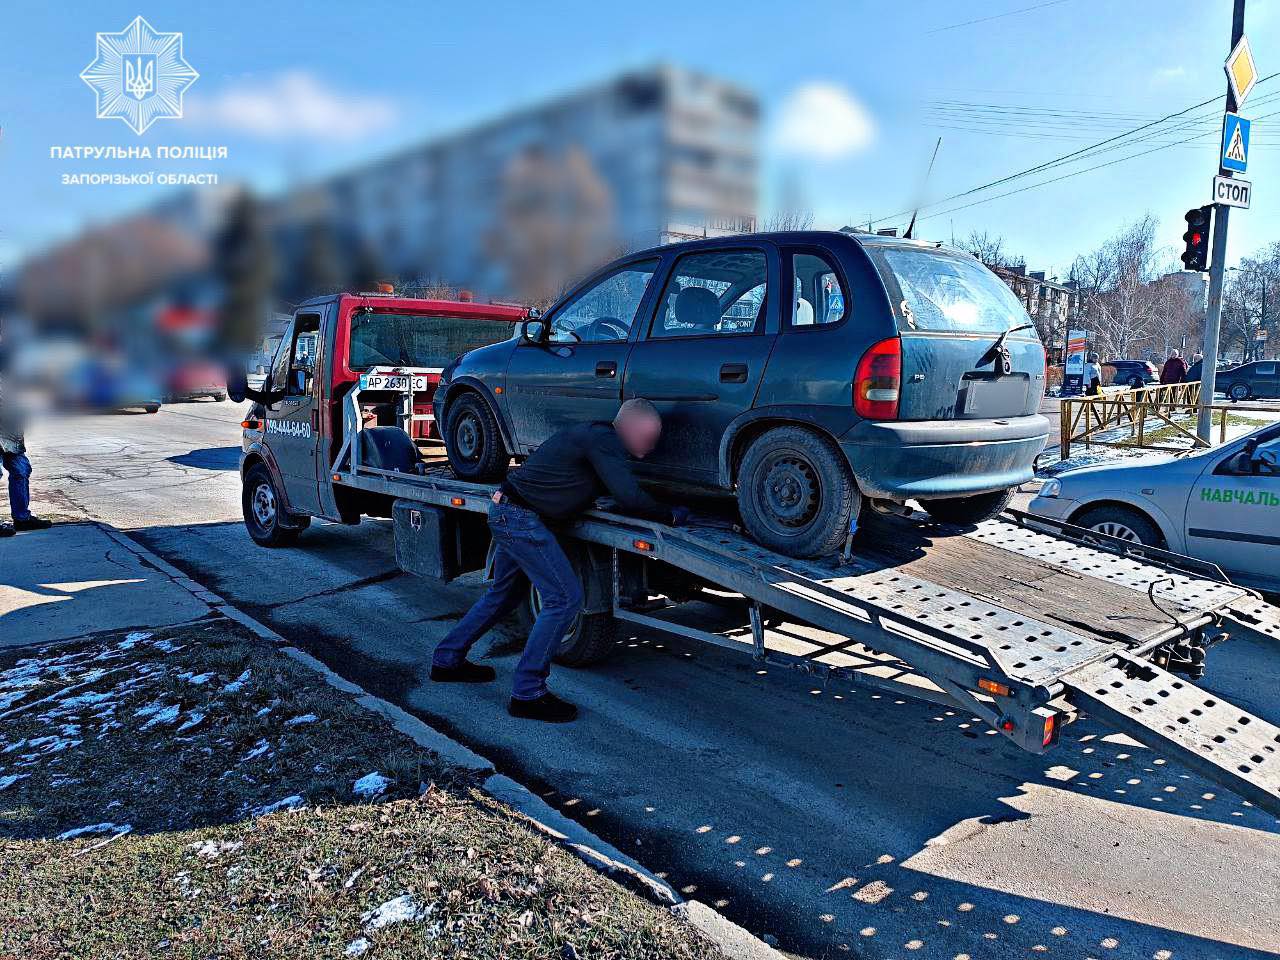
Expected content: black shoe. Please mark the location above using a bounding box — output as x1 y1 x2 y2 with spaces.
430 660 495 683
507 691 578 723
0 523 13 538
13 516 52 531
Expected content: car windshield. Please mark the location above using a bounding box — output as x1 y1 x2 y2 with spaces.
348 313 515 370
877 248 1032 334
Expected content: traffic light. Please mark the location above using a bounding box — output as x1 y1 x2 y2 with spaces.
1181 205 1212 271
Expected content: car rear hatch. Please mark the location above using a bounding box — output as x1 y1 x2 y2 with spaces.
868 244 1045 420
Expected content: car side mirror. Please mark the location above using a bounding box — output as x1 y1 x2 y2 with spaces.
522 320 547 343
1254 448 1278 473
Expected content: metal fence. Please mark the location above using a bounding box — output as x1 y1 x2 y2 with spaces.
1059 382 1272 458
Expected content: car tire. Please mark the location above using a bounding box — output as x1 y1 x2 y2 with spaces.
144 403 161 414
242 463 305 547
737 426 860 559
1228 382 1251 402
1128 376 1144 389
922 487 1014 526
445 392 509 481
1073 504 1163 547
212 393 226 403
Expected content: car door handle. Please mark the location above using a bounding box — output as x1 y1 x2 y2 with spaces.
596 361 617 378
720 363 748 383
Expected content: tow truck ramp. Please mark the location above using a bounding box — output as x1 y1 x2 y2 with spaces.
333 450 1280 817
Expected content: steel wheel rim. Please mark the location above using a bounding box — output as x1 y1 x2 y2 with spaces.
252 482 276 528
454 413 481 460
1089 520 1140 542
1230 385 1248 401
758 451 821 535
529 584 582 652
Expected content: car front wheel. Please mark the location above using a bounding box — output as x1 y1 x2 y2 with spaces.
445 392 509 481
1073 504 1163 548
737 426 859 559
922 487 1014 526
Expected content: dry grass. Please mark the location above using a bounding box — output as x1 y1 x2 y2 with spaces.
0 622 724 960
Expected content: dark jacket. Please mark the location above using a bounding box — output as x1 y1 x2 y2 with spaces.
1159 357 1188 384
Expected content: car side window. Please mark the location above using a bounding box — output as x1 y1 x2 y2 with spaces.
548 260 658 344
650 249 768 339
788 251 847 328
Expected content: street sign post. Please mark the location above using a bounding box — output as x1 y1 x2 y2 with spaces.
1221 112 1251 173
1213 174 1252 208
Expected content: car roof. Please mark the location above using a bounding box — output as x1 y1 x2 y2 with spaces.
623 229 968 261
296 292 527 319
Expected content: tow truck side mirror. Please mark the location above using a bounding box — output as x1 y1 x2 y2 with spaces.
522 320 547 343
226 365 248 404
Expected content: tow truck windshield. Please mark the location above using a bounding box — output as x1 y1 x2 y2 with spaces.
349 312 516 370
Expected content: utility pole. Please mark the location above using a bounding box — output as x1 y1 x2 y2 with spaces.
1197 0 1246 443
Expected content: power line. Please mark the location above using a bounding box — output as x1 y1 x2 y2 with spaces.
876 73 1279 223
926 0 1073 35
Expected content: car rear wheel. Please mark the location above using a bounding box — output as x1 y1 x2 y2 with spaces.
1128 375 1144 389
922 487 1014 526
1073 504 1163 547
242 463 307 547
445 392 509 481
737 426 859 559
1228 382 1251 402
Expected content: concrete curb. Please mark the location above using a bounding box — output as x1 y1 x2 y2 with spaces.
103 522 787 960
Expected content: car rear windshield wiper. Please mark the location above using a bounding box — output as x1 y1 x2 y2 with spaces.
980 322 1035 374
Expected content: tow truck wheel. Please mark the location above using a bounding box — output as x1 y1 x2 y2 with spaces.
242 463 305 547
521 583 617 667
445 393 509 482
922 487 1014 526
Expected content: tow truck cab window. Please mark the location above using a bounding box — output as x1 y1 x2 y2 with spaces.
348 312 517 371
272 314 320 396
649 249 768 339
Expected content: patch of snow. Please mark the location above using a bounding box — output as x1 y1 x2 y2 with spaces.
2 739 28 754
222 670 251 694
57 822 124 840
241 739 272 762
140 704 182 730
345 937 371 957
151 639 184 653
353 772 392 799
190 839 243 859
179 671 215 686
253 794 304 817
59 690 117 709
176 712 206 733
255 706 272 718
361 893 431 930
0 774 28 791
118 632 153 650
285 713 318 727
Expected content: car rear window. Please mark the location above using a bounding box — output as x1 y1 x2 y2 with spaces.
876 247 1032 334
349 313 515 370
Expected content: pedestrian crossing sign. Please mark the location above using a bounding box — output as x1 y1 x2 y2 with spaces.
1221 112 1251 174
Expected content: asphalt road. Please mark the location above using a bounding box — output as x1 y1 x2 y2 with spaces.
9 401 1280 960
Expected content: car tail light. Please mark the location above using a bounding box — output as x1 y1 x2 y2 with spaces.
854 338 901 420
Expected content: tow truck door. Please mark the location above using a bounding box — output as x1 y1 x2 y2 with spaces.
262 312 324 516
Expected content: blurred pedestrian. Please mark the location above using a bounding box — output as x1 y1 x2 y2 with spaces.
1085 351 1103 396
0 335 53 537
1159 349 1188 385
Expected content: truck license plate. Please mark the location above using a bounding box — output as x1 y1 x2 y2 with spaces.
360 374 427 392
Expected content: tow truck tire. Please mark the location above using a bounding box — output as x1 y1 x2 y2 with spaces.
512 545 618 666
243 463 304 547
1073 504 1163 547
445 392 509 482
922 487 1014 526
736 426 859 559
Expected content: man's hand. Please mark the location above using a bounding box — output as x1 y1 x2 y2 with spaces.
670 506 693 527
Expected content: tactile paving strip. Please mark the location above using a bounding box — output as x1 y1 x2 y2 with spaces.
1068 651 1280 817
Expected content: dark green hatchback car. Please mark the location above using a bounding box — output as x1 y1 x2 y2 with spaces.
435 231 1049 558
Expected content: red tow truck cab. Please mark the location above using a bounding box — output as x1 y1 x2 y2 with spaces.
241 290 525 524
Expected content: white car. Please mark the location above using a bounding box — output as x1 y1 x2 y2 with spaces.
1028 423 1280 593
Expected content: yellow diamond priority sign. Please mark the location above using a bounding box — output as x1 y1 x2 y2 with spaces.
1225 35 1258 107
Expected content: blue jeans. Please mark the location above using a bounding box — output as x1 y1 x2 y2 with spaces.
433 501 583 700
1 451 31 522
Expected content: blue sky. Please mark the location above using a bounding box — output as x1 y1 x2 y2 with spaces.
1 0 1276 282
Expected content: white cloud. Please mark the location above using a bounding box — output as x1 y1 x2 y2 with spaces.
187 71 398 142
773 82 876 160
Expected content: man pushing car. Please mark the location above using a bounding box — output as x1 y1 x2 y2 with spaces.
430 398 689 723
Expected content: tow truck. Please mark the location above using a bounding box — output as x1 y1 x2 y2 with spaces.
237 294 1280 817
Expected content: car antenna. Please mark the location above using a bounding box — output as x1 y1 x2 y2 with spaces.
903 137 942 241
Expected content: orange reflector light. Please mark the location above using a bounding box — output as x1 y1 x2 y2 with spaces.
978 678 1010 697
633 539 654 552
450 497 465 506
241 419 259 429
494 386 504 395
1000 719 1015 732
332 474 342 482
1042 713 1057 747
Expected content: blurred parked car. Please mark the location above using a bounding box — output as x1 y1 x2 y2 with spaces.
1218 359 1279 401
165 361 227 403
1104 359 1158 388
1029 422 1280 593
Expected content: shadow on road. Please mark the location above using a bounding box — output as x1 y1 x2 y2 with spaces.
166 447 241 472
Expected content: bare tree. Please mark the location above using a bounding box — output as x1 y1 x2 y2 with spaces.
1222 242 1280 361
961 230 1024 270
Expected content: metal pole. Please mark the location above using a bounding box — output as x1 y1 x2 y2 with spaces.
1197 0 1246 443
